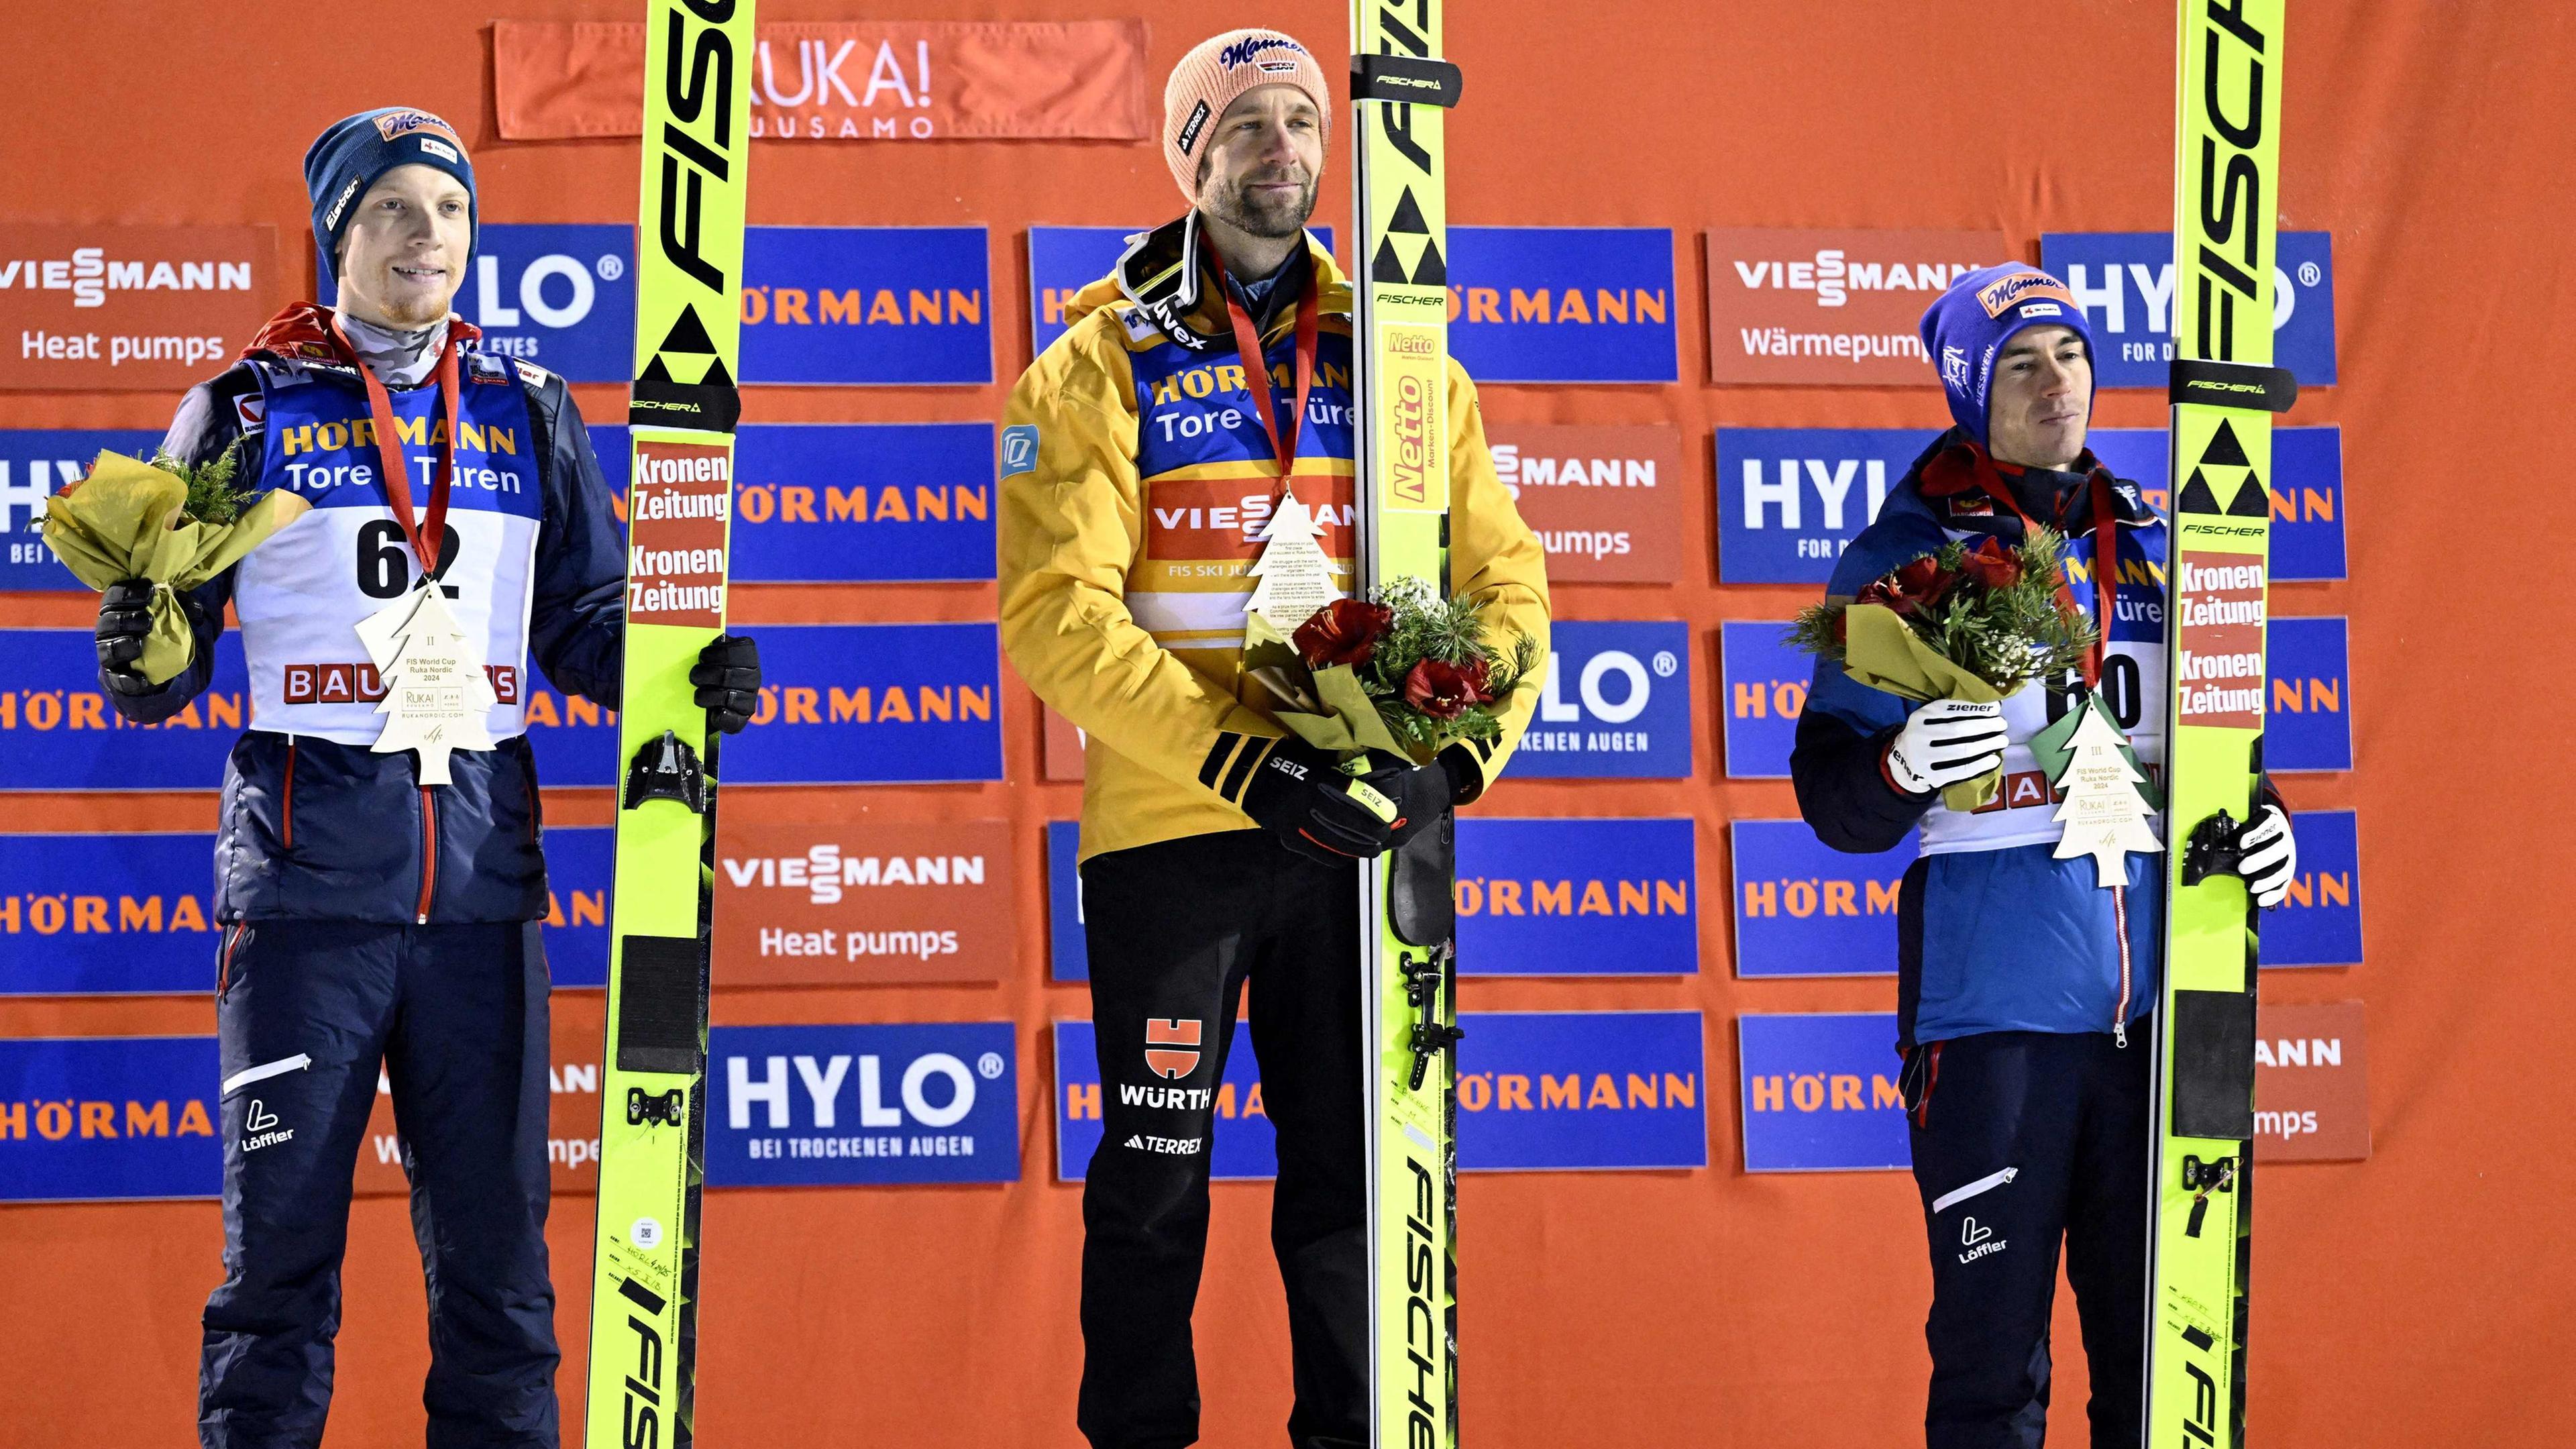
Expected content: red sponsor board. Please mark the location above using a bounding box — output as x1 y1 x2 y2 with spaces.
712 818 1014 985
627 439 733 627
494 20 1151 142
1485 423 1684 584
2174 549 2267 728
1702 227 2008 385
1144 474 1355 563
0 224 278 391
2254 1001 2369 1163
1042 705 1085 782
355 993 606 1197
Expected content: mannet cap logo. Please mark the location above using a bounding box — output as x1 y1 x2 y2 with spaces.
1975 270 2076 318
372 109 462 148
1218 34 1305 69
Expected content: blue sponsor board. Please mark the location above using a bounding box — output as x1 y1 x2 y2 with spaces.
0 833 219 996
705 1022 1017 1187
1455 818 1698 976
1448 227 1679 384
1456 1011 1707 1171
1729 820 1915 978
1026 227 1333 355
1738 1012 1909 1173
1054 1010 1708 1179
726 623 1005 785
538 825 613 989
1047 820 1087 983
0 430 168 590
2087 427 2347 581
1505 620 1693 779
0 631 249 791
1713 427 1917 585
741 227 992 385
590 423 998 582
521 656 620 789
0 1034 222 1202
1719 621 1806 780
2039 231 2338 388
325 224 636 384
2266 616 2353 773
2268 809 2363 967
1053 1018 1275 1183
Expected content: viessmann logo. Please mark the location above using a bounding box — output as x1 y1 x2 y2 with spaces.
718 845 989 906
1729 247 1987 309
0 250 256 309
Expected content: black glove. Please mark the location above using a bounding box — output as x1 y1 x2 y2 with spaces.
1240 737 1405 864
96 578 163 697
691 633 761 735
1371 753 1455 850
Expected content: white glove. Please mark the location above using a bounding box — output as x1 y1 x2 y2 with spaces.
1884 699 2008 796
2239 802 2297 908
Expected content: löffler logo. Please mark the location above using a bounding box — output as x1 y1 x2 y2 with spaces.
1144 1018 1202 1079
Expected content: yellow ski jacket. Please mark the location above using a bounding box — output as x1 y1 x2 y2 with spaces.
1000 218 1551 860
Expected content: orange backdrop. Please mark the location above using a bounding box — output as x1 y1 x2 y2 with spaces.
4 2 2571 1446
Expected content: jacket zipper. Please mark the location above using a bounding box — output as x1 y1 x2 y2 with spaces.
415 786 438 924
279 739 297 850
1931 1165 2019 1215
2111 883 2132 1048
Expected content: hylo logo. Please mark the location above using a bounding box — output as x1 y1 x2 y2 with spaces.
1144 1018 1203 1079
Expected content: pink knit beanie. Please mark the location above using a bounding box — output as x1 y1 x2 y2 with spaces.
1163 29 1334 204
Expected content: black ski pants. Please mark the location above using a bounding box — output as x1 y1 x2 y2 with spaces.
1906 1029 2149 1449
200 918 559 1449
1076 830 1367 1449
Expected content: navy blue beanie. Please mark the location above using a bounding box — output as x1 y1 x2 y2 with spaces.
305 108 477 284
1919 263 2096 445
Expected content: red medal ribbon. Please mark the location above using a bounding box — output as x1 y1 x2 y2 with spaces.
1205 247 1320 487
329 314 459 581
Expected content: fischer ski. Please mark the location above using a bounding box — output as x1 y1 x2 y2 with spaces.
586 1 756 1446
1350 5 1464 1448
2147 1 2294 1444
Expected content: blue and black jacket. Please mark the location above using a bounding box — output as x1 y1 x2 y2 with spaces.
109 306 625 925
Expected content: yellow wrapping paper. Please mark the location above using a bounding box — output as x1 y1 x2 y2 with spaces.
1838 602 2008 812
1241 612 1419 763
40 451 311 684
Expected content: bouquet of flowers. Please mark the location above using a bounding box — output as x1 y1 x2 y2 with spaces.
1245 576 1543 764
1787 527 2098 809
41 447 310 684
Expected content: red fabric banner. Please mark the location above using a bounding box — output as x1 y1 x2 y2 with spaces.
493 19 1152 142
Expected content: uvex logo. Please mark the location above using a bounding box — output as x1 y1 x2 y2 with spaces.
1144 1018 1201 1079
2188 0 2273 359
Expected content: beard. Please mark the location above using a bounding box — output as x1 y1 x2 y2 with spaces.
1208 167 1317 239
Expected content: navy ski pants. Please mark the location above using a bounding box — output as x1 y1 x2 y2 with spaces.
1906 1029 2149 1449
1075 830 1368 1449
200 918 559 1449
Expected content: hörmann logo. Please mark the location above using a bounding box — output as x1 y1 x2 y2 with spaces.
2189 0 2272 360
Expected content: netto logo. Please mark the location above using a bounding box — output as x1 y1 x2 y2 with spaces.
1217 35 1303 70
2188 0 2273 359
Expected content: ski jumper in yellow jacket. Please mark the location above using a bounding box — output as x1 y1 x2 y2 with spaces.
1001 219 1551 861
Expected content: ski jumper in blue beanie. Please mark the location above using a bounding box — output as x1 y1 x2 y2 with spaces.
1919 263 2096 445
304 108 477 284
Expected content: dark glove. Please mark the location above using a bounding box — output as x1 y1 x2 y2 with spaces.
691 633 761 735
96 578 162 697
1240 736 1404 864
1366 753 1454 850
